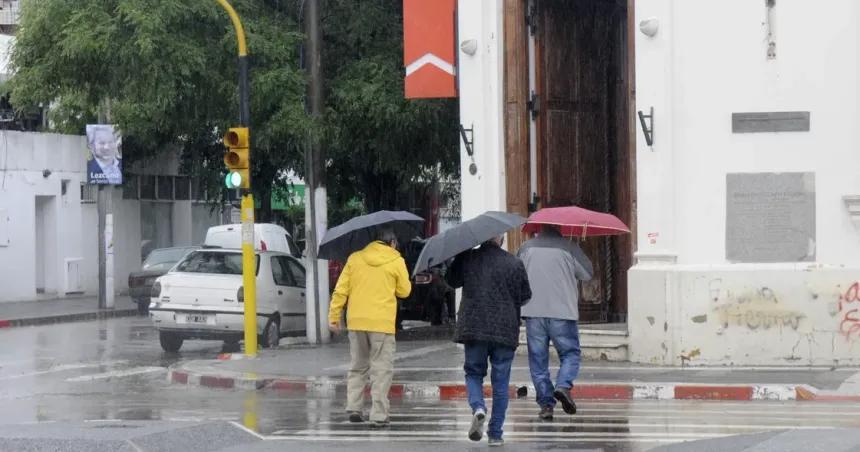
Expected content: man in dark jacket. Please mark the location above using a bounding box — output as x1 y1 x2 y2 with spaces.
447 236 532 447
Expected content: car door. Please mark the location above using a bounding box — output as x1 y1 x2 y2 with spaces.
282 256 307 332
271 256 305 332
255 254 280 315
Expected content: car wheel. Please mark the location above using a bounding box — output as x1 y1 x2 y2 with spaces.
260 317 280 349
159 331 183 353
136 299 149 315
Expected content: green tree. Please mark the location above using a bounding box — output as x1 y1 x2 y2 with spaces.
323 0 460 213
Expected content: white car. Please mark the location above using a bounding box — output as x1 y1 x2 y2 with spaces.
149 249 306 352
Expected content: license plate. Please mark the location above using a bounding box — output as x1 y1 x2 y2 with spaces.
185 314 209 324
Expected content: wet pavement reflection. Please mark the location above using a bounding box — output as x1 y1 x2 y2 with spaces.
2 318 860 450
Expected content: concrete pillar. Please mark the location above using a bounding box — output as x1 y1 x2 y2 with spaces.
457 0 507 221
634 0 678 264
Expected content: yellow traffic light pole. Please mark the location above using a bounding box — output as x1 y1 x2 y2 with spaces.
216 0 257 357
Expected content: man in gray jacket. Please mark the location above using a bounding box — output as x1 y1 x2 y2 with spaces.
518 225 593 420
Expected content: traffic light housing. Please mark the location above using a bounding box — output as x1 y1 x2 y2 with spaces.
223 127 250 189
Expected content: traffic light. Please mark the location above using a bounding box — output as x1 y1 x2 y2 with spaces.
223 127 250 189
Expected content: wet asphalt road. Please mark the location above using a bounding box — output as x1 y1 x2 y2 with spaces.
1 317 860 451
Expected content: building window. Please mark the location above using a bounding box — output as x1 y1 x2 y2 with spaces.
122 174 139 199
80 183 96 203
139 175 156 200
191 177 210 202
174 176 190 200
157 176 174 200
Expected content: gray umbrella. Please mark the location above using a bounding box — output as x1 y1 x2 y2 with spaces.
412 211 526 276
317 210 424 261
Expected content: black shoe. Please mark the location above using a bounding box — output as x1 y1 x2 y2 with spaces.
539 405 554 420
369 419 390 429
348 411 364 423
553 389 577 415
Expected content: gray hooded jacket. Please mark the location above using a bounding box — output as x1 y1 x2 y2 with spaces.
517 230 593 321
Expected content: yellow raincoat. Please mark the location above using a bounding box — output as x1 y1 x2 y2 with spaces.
328 241 412 334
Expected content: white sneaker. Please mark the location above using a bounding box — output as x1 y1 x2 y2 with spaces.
468 408 486 442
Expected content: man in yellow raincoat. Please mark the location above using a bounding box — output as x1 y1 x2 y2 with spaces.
328 227 412 428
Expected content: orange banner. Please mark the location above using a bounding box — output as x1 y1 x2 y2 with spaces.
403 0 457 98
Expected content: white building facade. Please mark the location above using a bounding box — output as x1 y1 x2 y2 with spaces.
456 0 860 365
0 131 221 303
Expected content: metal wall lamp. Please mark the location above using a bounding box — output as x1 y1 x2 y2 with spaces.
459 123 478 175
638 107 654 147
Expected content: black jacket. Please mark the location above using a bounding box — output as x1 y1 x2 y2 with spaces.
447 242 532 348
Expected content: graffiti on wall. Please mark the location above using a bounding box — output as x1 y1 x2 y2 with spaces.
837 282 860 341
714 287 805 331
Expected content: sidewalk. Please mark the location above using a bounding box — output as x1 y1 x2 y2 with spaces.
0 295 139 328
170 339 860 402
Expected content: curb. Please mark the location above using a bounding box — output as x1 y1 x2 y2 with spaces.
168 366 847 402
0 309 140 328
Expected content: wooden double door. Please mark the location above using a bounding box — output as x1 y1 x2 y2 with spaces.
504 0 635 322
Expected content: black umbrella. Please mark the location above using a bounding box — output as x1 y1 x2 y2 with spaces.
317 210 424 261
411 211 526 276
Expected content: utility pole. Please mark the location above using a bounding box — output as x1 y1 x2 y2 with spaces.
304 0 330 344
97 104 114 310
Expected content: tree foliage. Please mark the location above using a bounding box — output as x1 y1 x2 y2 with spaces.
9 0 459 220
323 0 459 212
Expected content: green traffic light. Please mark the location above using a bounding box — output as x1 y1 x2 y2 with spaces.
225 171 243 189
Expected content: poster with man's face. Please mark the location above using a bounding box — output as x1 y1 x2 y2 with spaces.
86 124 122 185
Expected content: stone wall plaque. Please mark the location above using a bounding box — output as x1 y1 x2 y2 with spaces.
732 111 810 133
726 172 815 263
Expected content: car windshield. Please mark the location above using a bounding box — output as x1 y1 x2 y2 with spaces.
174 251 259 275
142 247 196 270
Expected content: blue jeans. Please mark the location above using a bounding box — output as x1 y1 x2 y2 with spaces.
525 318 582 408
463 341 515 440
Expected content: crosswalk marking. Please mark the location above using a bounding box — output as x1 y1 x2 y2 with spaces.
375 412 860 426
410 406 860 416
263 436 687 443
317 420 836 430
280 430 728 439
65 366 166 382
0 361 127 380
264 399 860 445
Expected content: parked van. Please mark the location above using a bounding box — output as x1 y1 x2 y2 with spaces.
204 223 301 257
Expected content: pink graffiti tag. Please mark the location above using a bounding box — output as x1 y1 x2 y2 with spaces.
838 283 860 340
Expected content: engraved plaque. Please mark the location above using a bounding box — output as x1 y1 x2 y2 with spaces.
732 112 810 133
726 173 815 263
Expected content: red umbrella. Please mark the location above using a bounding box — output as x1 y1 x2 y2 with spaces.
522 206 630 237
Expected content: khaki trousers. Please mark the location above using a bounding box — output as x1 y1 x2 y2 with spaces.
346 331 396 421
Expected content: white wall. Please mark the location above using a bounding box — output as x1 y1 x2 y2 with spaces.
634 0 860 265
80 202 98 294
457 0 507 221
629 265 860 366
629 0 860 364
0 131 87 302
0 131 220 302
111 190 141 294
172 201 193 246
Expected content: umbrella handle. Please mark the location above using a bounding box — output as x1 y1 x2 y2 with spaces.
581 222 588 241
